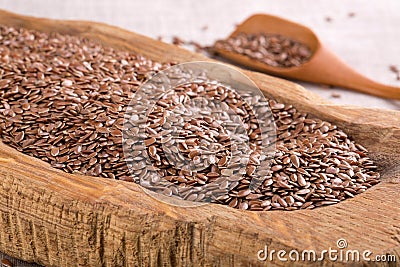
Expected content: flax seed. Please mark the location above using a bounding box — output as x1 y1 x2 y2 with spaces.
213 32 312 68
0 25 380 212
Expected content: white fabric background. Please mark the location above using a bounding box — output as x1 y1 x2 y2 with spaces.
0 0 399 110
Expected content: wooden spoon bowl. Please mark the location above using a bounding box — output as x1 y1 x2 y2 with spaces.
214 14 400 99
0 10 399 267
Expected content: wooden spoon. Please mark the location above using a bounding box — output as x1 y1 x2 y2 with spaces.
214 14 400 99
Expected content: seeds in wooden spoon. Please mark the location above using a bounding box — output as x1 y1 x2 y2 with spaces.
213 32 312 68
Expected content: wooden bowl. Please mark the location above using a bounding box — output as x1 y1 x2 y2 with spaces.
0 10 399 267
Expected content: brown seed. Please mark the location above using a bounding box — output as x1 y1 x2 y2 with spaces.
290 154 300 168
239 201 249 210
246 193 263 200
246 165 256 176
271 165 283 171
297 189 311 195
261 200 271 207
58 155 69 163
237 189 251 197
326 167 337 174
148 145 157 157
271 202 281 208
285 196 295 206
93 164 102 176
338 173 351 181
301 202 313 209
278 197 288 208
271 103 285 110
189 149 200 158
14 131 24 142
97 127 109 134
218 156 228 166
221 169 233 176
206 172 220 178
297 174 307 187
186 193 198 201
0 79 11 89
356 172 367 180
144 137 156 146
333 178 343 185
50 146 60 157
62 79 73 86
219 179 229 190
282 157 291 165
1 258 13 267
293 194 306 203
86 157 96 166
277 180 292 189
228 198 238 208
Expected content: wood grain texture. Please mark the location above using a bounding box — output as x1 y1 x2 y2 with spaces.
0 9 399 267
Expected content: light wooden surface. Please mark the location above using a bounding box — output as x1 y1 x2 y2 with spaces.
0 10 399 267
0 0 399 109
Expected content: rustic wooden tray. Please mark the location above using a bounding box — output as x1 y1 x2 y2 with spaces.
0 9 399 267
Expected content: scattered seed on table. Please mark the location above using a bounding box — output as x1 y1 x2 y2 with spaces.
348 12 356 18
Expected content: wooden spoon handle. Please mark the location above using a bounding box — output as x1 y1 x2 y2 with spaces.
291 46 400 99
342 77 400 100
